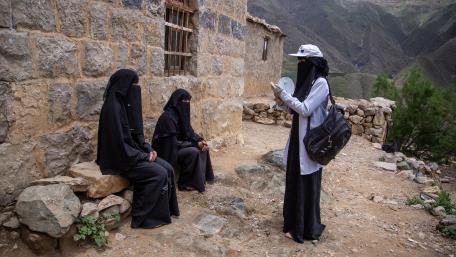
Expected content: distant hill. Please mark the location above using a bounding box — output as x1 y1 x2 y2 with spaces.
248 0 456 98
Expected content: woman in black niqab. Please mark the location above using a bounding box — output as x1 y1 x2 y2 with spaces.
282 56 329 243
152 89 215 192
96 69 179 229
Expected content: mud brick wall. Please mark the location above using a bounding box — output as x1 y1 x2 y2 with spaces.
244 15 284 98
0 0 246 206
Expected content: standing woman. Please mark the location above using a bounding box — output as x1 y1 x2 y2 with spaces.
152 89 215 193
272 45 330 243
96 69 179 229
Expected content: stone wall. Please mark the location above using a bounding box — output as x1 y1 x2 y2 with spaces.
0 0 246 207
243 97 395 144
243 14 284 98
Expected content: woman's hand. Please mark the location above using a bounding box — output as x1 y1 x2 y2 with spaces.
149 151 158 162
274 96 284 106
270 82 283 97
198 140 209 151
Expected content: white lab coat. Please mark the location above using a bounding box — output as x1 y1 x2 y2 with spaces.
279 78 329 175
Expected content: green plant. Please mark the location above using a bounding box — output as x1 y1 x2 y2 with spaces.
74 216 109 248
434 191 456 214
374 69 456 161
371 74 399 100
111 213 121 223
441 226 456 239
406 196 424 206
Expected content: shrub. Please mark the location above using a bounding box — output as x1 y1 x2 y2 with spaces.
373 69 456 161
434 191 456 215
405 196 424 206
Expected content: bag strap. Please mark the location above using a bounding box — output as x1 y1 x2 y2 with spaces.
306 77 335 132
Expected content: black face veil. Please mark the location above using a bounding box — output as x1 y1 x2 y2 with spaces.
164 89 194 139
293 57 329 102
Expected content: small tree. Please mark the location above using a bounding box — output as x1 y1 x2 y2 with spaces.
371 74 399 100
374 69 456 161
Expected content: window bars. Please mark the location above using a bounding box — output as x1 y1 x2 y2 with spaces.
165 0 193 76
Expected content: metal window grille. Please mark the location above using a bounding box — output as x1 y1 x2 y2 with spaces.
165 0 193 76
262 37 269 61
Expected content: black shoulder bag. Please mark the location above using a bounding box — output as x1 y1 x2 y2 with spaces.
303 80 352 165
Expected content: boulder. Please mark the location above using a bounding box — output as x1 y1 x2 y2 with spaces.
30 176 89 192
16 184 81 238
69 162 130 198
374 162 397 172
262 149 285 170
193 214 226 235
397 161 411 171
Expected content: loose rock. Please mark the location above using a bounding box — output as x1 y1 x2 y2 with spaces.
374 162 397 172
16 184 81 238
30 176 89 192
193 214 227 235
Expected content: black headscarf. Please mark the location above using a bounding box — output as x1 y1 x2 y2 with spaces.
163 89 194 139
96 69 149 173
293 57 329 102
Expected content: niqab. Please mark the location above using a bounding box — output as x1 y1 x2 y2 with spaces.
96 69 149 172
163 89 194 140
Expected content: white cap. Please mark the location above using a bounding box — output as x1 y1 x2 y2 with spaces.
289 44 323 58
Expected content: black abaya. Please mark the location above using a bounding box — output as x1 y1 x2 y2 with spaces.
283 114 325 243
96 69 179 229
152 89 214 193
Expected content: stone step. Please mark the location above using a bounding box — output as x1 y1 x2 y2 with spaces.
69 162 130 199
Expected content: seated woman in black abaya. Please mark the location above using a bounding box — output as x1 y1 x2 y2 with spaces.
96 69 179 229
152 89 215 193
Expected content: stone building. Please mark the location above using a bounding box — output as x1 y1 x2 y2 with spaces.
244 14 285 98
0 0 285 206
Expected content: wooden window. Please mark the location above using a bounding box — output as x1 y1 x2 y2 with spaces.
165 0 194 76
262 37 269 61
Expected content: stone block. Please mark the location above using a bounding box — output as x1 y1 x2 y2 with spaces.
90 2 110 40
38 126 93 177
113 43 129 70
76 80 106 120
16 184 81 238
69 162 130 198
349 115 363 124
123 0 142 9
36 35 78 78
143 17 162 47
57 0 87 37
211 56 223 75
48 84 73 124
83 41 113 77
0 30 32 81
12 0 55 32
0 82 13 143
352 124 364 135
145 0 163 16
80 202 99 218
30 176 89 192
0 0 11 28
218 14 231 35
231 20 244 40
129 43 147 75
112 9 139 42
150 47 164 76
373 110 386 126
200 10 216 30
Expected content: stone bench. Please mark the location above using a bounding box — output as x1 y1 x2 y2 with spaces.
69 162 130 199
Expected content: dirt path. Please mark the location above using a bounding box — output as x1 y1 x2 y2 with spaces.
3 121 455 257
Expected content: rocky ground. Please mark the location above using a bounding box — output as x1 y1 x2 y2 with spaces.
1 121 455 257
